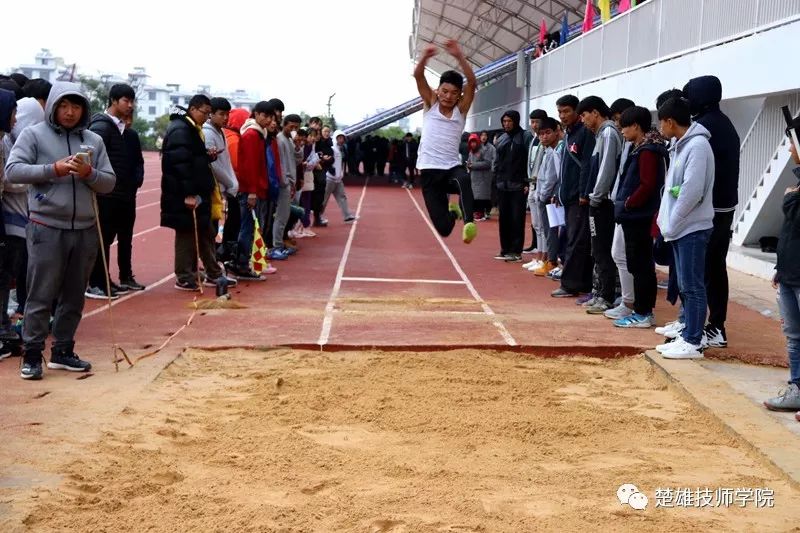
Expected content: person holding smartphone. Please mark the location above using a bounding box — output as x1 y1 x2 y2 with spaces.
5 81 116 380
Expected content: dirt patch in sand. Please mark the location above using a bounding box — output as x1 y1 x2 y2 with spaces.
13 349 800 532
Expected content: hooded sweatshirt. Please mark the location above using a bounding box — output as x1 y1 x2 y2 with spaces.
203 121 239 197
327 130 347 182
237 118 268 200
2 97 44 237
5 82 116 230
0 88 17 194
683 76 740 213
494 110 527 191
224 108 249 176
586 119 623 206
656 122 715 242
277 129 299 186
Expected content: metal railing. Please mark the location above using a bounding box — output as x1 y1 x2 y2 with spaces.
735 93 800 225
344 50 524 137
529 0 800 99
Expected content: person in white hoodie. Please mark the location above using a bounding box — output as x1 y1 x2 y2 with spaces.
323 130 356 222
655 97 715 359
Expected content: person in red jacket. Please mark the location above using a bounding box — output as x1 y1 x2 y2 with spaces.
225 101 275 279
219 107 250 262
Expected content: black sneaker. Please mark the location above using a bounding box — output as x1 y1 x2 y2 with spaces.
174 280 200 292
494 252 508 260
704 325 728 348
522 245 536 254
224 262 264 281
48 350 92 372
203 275 238 288
111 282 130 295
85 286 119 300
20 351 43 380
119 277 146 291
504 254 523 263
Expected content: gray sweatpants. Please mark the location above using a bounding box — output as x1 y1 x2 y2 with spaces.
528 186 546 251
323 180 353 220
23 223 98 354
272 184 291 248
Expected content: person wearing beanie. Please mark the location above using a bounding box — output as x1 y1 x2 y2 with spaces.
466 133 493 220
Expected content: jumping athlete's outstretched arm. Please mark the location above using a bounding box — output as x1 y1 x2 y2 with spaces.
414 44 438 110
442 40 476 115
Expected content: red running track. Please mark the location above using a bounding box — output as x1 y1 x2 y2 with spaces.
0 152 787 390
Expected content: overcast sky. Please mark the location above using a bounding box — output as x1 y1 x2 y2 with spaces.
2 0 431 127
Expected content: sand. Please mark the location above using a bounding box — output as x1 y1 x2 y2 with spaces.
6 348 800 532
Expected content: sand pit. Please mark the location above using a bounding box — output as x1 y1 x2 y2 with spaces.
11 348 800 531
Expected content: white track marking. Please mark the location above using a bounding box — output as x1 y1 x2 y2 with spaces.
317 180 370 346
341 276 465 285
404 188 517 346
110 225 164 247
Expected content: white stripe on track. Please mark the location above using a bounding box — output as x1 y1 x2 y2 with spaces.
404 188 517 346
317 179 370 346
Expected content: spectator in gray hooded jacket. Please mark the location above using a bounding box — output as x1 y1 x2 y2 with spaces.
5 81 115 380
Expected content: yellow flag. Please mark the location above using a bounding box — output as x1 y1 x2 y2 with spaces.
250 212 269 274
599 0 611 22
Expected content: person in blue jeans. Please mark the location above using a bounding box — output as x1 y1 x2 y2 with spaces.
764 113 800 413
654 97 715 359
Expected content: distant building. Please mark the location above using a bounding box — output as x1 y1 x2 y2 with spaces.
14 49 71 83
11 51 259 122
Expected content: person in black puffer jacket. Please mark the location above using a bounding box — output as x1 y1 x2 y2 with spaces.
683 75 741 347
160 94 222 291
494 110 528 259
87 83 142 298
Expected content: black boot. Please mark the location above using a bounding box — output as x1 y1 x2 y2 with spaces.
20 349 43 380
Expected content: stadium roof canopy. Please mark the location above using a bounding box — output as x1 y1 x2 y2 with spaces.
410 0 587 74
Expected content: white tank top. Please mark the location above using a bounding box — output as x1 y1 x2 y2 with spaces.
417 102 466 170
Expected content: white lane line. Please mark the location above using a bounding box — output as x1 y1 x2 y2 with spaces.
110 225 164 248
341 276 466 285
137 200 160 210
405 188 517 346
335 309 486 316
317 179 370 346
138 187 160 194
82 273 175 319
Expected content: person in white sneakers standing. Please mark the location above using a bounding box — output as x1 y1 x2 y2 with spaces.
654 97 714 359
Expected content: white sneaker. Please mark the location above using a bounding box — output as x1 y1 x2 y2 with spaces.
525 260 543 271
604 303 633 320
522 259 537 269
655 320 684 338
660 338 704 359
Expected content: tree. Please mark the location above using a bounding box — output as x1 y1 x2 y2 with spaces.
79 75 109 115
374 126 406 141
130 116 157 151
151 113 171 139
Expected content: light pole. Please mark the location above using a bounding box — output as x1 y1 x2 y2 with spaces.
327 93 336 119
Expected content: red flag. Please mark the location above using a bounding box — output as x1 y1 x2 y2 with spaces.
618 0 631 13
582 0 595 33
539 19 548 45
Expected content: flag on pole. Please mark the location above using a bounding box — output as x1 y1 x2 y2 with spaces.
599 0 611 22
539 19 548 46
618 0 631 13
560 12 569 44
582 0 595 33
250 212 269 274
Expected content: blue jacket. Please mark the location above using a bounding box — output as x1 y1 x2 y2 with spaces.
683 76 740 213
